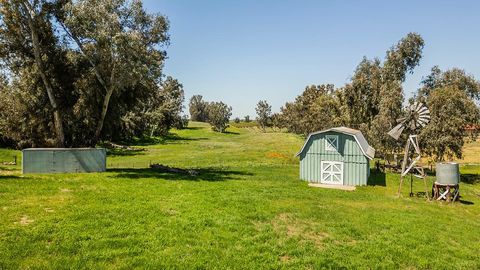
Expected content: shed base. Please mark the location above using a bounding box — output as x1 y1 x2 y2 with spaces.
308 183 356 191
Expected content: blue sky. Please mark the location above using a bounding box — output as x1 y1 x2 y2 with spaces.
144 0 480 118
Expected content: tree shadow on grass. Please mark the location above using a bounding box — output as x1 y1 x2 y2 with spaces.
106 148 146 157
223 130 240 135
108 167 253 182
132 133 208 146
0 175 28 180
460 174 480 184
0 166 19 172
367 170 386 186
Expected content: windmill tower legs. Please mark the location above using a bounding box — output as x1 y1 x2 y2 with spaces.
397 135 430 199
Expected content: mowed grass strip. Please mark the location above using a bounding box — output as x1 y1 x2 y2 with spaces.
0 122 479 269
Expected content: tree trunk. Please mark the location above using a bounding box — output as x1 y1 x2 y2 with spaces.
22 1 65 147
61 23 116 145
94 86 114 142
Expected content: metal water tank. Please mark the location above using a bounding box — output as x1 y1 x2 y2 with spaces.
436 162 460 185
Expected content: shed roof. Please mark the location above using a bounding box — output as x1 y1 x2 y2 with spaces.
295 127 375 159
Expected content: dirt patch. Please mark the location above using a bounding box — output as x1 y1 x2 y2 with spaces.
18 215 34 226
0 171 19 176
272 213 329 249
280 255 291 263
1 161 16 165
163 208 179 216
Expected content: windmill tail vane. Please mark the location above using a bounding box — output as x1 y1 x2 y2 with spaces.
387 122 405 141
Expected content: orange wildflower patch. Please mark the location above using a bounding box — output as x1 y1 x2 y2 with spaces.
266 152 288 159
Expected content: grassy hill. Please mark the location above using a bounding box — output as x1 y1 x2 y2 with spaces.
0 122 479 269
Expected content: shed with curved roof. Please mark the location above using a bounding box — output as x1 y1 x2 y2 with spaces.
296 127 375 186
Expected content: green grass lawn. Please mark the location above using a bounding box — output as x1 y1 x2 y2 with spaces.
0 122 479 269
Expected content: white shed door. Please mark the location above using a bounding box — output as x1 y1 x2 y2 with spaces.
320 161 343 185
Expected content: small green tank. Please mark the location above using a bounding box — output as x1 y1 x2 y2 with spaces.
436 162 460 185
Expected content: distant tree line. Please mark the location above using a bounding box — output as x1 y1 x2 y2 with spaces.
189 95 232 132
0 0 186 148
274 33 480 161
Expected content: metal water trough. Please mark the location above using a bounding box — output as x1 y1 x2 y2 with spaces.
22 148 106 174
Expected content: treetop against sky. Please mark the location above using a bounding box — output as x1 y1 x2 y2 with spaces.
145 0 480 117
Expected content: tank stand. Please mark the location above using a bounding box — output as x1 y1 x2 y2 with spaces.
432 182 459 202
409 174 414 197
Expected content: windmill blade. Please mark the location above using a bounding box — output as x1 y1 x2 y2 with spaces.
417 118 429 127
418 111 430 118
418 116 430 123
417 106 429 115
418 115 430 122
388 123 406 140
396 117 407 123
414 102 422 111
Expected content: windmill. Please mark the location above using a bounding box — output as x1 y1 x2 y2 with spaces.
387 102 430 197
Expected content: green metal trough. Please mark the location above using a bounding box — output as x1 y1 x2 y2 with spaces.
22 148 106 174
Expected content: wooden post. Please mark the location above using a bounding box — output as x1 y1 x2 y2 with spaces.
409 173 414 197
398 138 411 197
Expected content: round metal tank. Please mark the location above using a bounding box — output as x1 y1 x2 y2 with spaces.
436 162 460 185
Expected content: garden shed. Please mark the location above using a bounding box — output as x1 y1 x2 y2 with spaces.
296 127 375 186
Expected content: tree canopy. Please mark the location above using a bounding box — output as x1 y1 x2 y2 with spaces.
189 95 208 122
417 67 480 161
255 100 272 132
0 0 183 148
188 95 232 133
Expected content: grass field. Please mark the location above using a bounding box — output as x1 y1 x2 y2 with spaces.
458 137 480 164
0 122 479 269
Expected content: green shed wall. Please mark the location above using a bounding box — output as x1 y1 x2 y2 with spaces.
22 148 106 174
299 132 370 185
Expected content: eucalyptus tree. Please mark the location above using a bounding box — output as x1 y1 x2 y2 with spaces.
416 67 480 161
277 33 424 156
206 102 232 133
341 58 383 128
255 100 272 132
366 33 424 154
419 66 480 101
146 76 185 136
58 0 170 143
189 95 208 122
0 0 176 147
280 84 339 135
420 86 479 161
0 0 69 146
